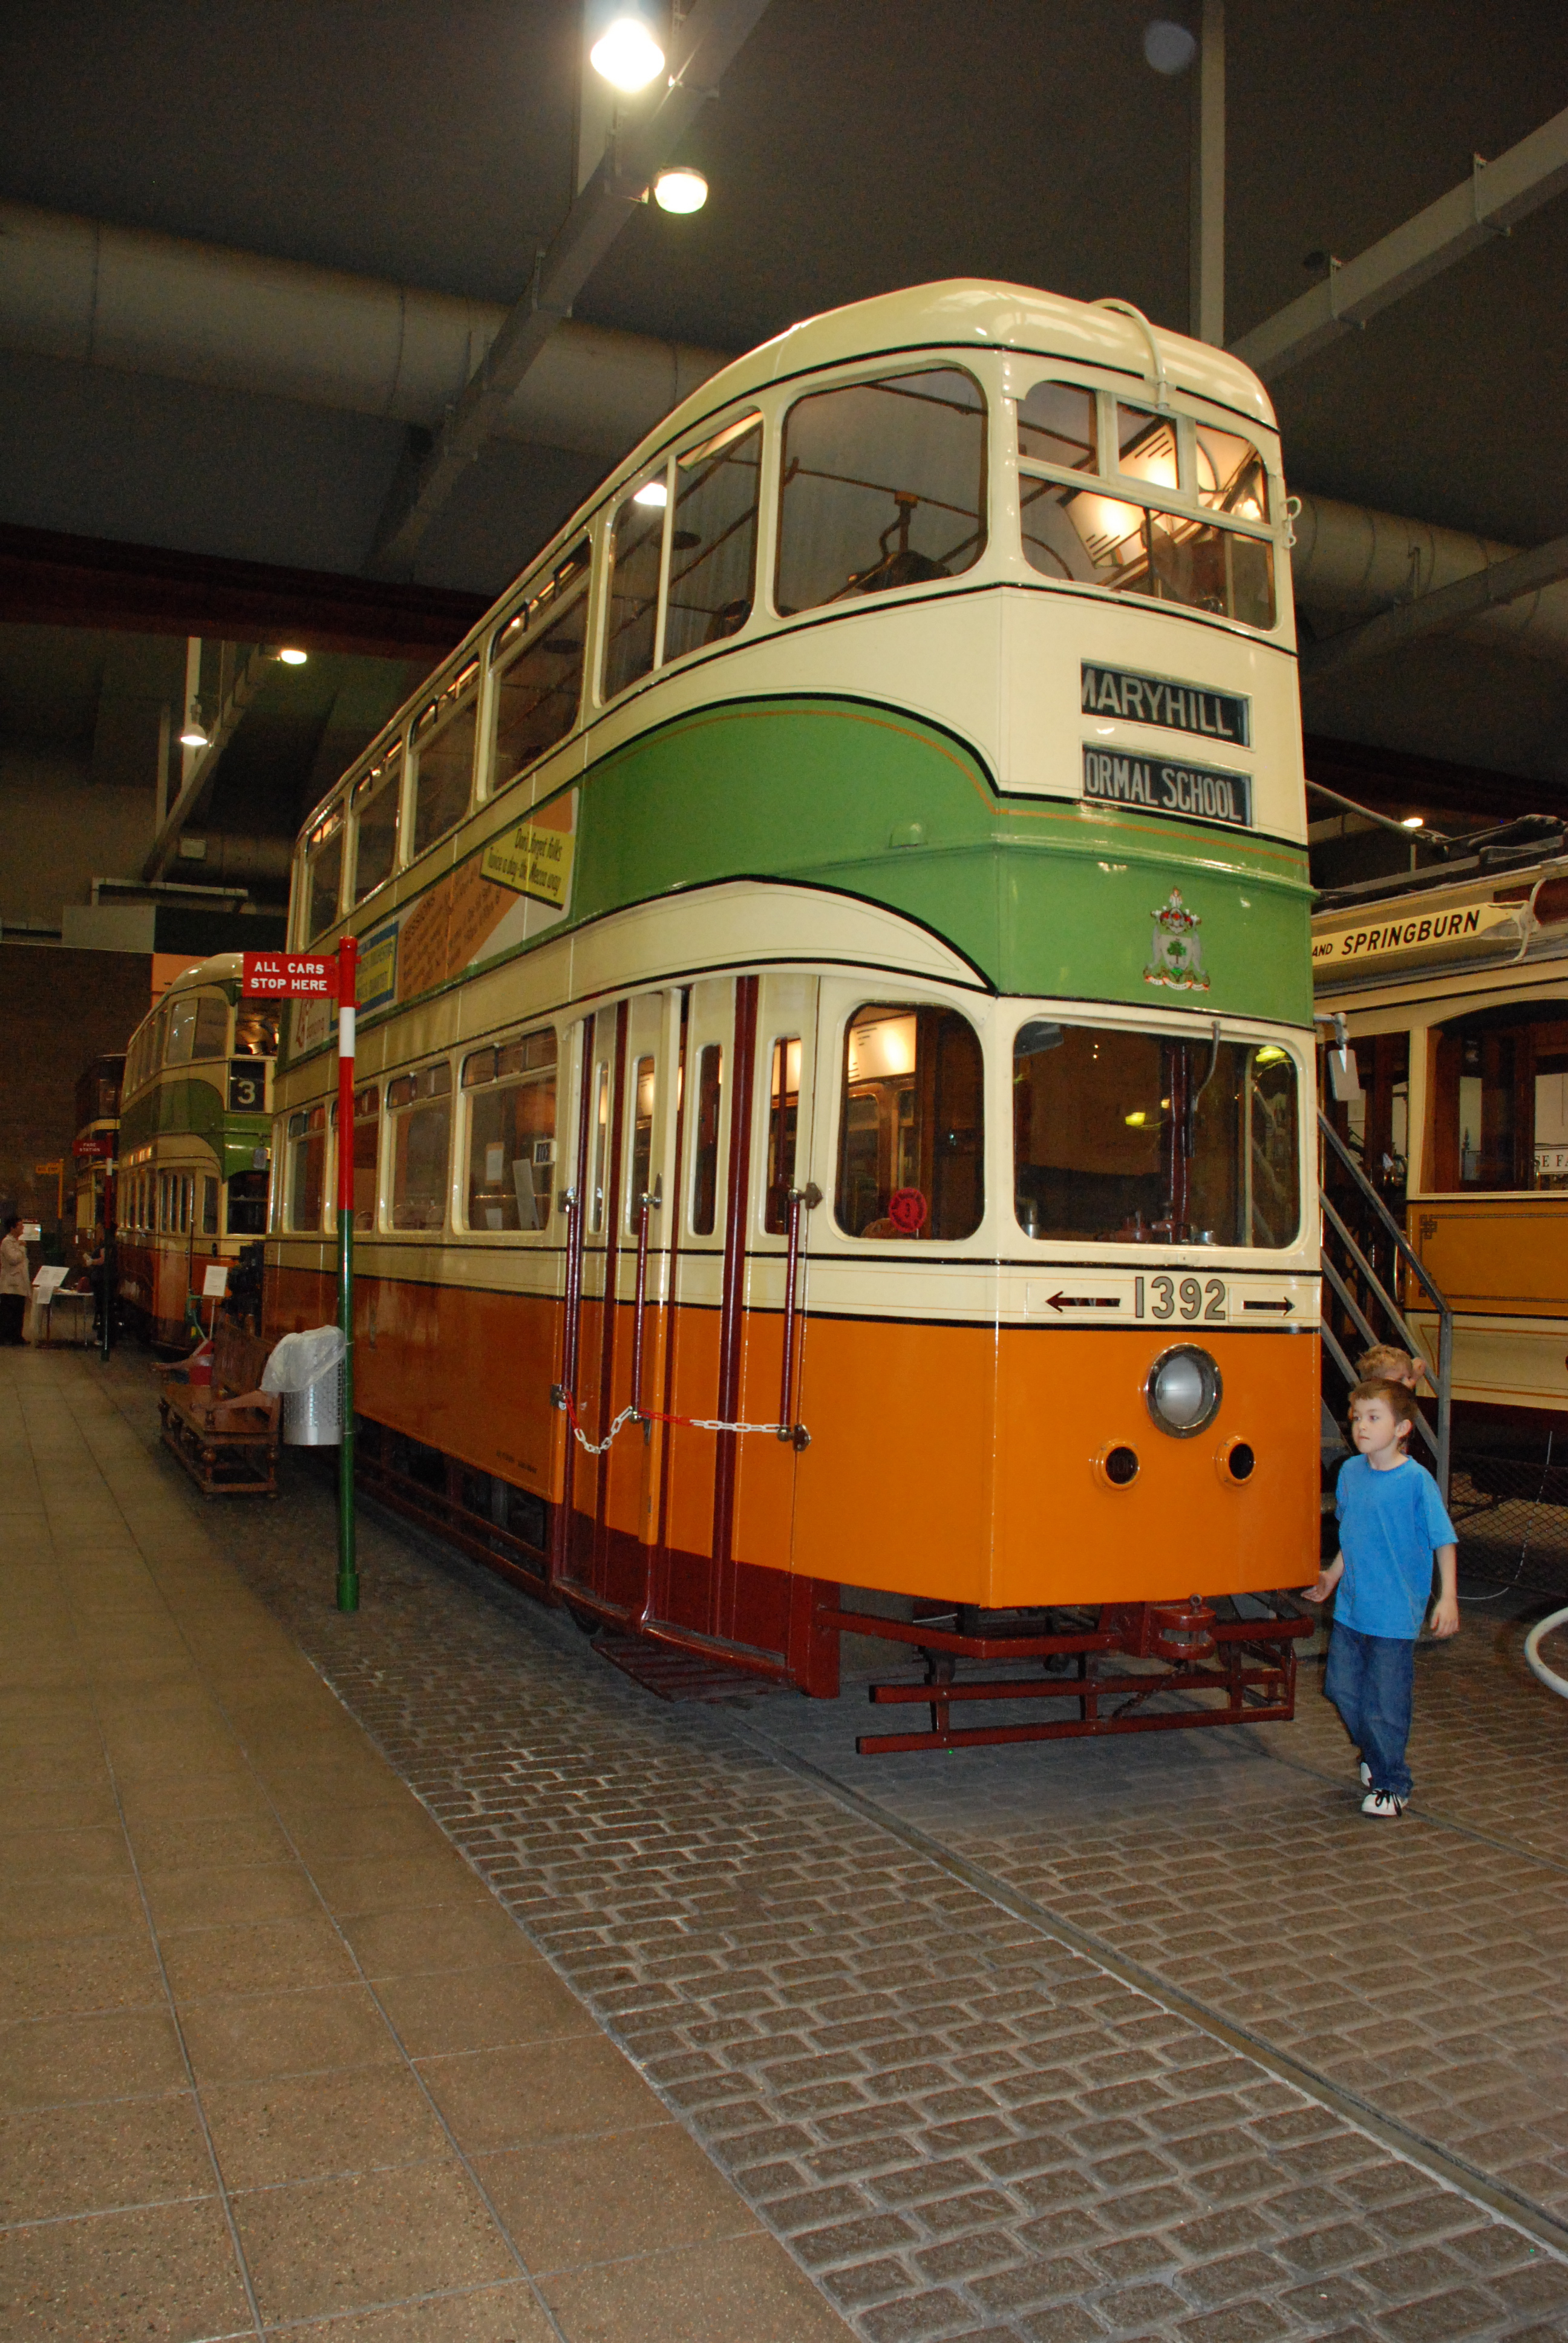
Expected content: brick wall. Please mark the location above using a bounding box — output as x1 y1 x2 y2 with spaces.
0 943 151 1230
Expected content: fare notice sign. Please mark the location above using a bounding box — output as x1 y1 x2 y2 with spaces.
241 952 339 998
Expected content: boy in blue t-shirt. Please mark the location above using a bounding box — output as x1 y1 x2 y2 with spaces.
1302 1378 1458 1818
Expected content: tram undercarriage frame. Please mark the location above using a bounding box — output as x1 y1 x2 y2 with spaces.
827 1596 1313 1755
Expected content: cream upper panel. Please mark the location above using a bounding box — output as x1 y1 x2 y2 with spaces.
294 289 1291 939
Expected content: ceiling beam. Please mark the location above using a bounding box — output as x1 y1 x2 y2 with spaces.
0 523 486 658
1300 529 1568 683
142 644 272 882
1231 103 1568 382
366 0 774 578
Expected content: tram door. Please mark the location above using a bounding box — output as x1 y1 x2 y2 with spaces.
645 972 828 1679
555 989 675 1618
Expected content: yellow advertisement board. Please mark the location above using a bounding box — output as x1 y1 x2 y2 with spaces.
481 817 577 908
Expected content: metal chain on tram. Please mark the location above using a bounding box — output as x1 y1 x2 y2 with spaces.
558 1391 793 1455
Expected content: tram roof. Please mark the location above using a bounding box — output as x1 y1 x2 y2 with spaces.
656 279 1279 440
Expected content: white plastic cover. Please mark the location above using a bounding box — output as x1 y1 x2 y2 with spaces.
261 1325 347 1394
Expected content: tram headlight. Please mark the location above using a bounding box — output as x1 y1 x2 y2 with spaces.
1145 1345 1222 1438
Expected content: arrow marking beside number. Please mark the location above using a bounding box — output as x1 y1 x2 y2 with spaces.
1047 1293 1123 1312
1243 1297 1294 1314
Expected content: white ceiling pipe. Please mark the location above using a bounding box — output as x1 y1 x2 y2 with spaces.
0 200 727 464
1293 491 1568 666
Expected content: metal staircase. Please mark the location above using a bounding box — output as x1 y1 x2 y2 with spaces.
1319 1110 1452 1501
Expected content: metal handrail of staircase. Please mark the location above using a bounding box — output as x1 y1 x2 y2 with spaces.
1318 1110 1454 1501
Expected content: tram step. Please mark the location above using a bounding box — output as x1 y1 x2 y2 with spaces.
594 1633 787 1705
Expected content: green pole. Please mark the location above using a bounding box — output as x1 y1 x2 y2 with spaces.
335 935 358 1613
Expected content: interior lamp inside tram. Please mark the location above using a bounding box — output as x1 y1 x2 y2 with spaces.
653 168 708 214
590 13 665 91
633 478 668 507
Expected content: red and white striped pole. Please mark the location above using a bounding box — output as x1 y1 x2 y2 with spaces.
335 934 358 1613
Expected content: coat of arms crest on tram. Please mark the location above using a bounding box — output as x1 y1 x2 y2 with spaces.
1143 888 1209 991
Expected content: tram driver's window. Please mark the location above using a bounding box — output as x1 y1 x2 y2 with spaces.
411 673 479 859
776 368 986 616
287 1105 327 1231
690 1046 722 1236
353 753 400 903
763 1036 801 1234
1431 1003 1568 1190
1011 1023 1299 1247
604 473 667 700
234 1009 279 1058
836 1004 984 1242
664 419 762 661
462 1030 557 1231
387 1061 452 1230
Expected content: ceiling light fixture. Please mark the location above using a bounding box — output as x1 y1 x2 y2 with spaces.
1400 815 1425 830
653 167 708 215
179 701 210 750
1143 18 1197 73
276 645 309 666
633 478 668 508
590 13 665 93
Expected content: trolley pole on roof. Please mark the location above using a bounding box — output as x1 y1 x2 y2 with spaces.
335 934 359 1615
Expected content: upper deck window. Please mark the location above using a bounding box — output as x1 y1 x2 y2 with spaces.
1017 381 1276 630
1012 1021 1299 1248
664 418 762 661
490 543 589 792
353 747 401 905
411 666 480 859
307 812 344 942
776 367 986 616
604 473 667 699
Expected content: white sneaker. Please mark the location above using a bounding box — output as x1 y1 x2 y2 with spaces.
1361 1789 1406 1818
1359 1761 1371 1788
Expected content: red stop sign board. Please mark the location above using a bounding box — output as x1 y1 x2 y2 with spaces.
242 952 338 998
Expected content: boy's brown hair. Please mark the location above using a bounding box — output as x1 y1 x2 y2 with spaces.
1356 1343 1426 1386
1349 1376 1419 1429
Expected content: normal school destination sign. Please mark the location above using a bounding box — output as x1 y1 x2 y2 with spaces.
1081 746 1252 830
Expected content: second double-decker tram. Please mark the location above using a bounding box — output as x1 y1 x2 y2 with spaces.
268 280 1319 1746
117 957 276 1346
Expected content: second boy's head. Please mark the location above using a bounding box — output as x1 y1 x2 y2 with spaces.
1348 1377 1417 1464
1356 1343 1426 1391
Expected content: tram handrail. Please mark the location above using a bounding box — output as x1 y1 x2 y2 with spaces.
1318 1110 1453 1500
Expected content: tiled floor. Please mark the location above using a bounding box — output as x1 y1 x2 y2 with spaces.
0 1348 852 2341
9 1345 1568 2343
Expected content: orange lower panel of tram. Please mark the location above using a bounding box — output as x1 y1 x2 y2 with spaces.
268 1266 1319 1624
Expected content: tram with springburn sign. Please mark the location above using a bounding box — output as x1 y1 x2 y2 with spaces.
266 281 1319 1750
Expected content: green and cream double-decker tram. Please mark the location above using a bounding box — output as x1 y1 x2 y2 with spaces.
269 280 1319 1747
118 957 276 1347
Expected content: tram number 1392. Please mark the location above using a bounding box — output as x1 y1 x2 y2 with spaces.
1137 1274 1226 1323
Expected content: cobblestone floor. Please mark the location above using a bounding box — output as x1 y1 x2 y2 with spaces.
97 1350 1568 2343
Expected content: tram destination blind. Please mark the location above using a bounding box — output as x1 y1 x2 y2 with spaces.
1081 745 1252 830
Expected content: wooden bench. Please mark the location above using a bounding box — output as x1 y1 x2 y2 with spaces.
158 1319 281 1497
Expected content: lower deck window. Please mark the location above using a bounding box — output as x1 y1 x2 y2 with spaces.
226 1171 269 1237
1013 1022 1299 1247
837 1004 984 1240
287 1105 327 1230
1431 1000 1568 1190
388 1061 452 1230
463 1032 556 1231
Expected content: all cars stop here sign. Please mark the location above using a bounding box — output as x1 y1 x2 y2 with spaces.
241 952 339 998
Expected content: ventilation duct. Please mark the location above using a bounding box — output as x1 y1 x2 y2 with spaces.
0 201 727 465
1292 493 1568 667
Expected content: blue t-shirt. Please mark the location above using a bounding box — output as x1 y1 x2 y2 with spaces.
1334 1453 1457 1639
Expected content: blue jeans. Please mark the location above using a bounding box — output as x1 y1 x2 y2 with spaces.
1324 1624 1416 1800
